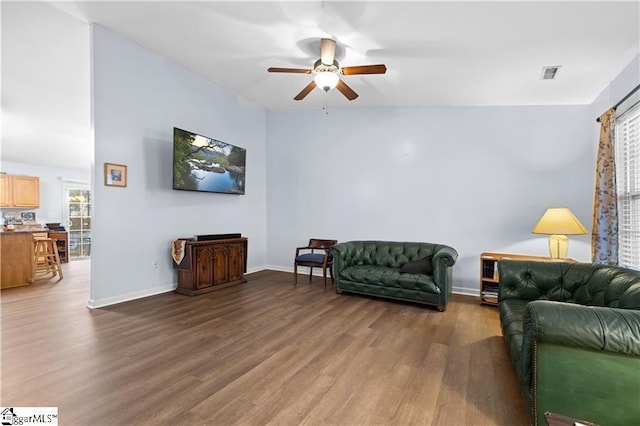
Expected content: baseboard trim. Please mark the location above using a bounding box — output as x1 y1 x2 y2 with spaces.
246 265 270 274
264 265 295 274
87 283 177 309
452 286 480 297
87 267 271 309
86 267 480 308
264 266 480 297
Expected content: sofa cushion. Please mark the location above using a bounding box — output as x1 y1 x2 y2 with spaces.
399 257 432 275
295 253 326 264
339 265 440 294
339 241 439 268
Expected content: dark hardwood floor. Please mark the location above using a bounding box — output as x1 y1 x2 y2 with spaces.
1 260 528 425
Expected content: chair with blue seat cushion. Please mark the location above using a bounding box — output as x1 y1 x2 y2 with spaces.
294 239 338 290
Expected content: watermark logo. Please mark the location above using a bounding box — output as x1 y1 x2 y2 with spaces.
0 408 58 426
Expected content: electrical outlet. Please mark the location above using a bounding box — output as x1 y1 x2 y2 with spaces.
152 259 159 269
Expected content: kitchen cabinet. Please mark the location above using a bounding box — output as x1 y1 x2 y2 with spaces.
0 174 40 208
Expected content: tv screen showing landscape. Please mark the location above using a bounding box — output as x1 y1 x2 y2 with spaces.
173 127 246 195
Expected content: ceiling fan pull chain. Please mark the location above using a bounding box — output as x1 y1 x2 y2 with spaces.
323 91 329 115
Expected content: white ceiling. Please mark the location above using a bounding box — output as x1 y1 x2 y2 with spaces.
2 1 639 170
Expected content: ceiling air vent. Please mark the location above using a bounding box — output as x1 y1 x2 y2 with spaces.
540 66 561 80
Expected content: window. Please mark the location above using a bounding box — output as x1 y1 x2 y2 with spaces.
615 102 640 270
68 188 92 258
62 181 92 259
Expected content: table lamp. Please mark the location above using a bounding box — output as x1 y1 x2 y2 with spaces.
532 207 587 258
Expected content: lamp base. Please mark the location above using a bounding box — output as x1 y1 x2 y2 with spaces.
548 234 569 259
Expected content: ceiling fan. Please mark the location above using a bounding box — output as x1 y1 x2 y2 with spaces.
267 38 387 101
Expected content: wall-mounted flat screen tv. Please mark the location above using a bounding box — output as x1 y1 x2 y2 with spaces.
173 127 246 195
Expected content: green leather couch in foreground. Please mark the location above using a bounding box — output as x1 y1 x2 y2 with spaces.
330 241 458 311
498 260 640 426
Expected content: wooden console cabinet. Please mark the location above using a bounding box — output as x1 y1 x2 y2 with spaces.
175 237 248 296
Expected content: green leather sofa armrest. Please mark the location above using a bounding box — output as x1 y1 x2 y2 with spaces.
432 245 458 287
432 245 458 266
518 300 640 390
521 300 640 426
329 243 351 278
523 300 640 355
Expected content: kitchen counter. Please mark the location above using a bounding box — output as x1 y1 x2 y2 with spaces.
1 228 46 234
1 231 37 288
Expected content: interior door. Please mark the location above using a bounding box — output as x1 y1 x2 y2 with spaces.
63 182 91 259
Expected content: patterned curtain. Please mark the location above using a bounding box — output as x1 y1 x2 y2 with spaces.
591 107 618 264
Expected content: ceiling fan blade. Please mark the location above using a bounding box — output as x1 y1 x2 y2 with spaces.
320 38 336 65
268 67 312 74
294 80 317 101
341 64 387 75
336 79 358 101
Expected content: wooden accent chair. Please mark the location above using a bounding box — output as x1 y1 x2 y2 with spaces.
294 239 338 290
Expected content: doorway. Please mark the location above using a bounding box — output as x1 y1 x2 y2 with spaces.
63 182 91 259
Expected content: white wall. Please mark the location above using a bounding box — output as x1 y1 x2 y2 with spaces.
266 105 594 294
0 161 90 224
90 25 267 307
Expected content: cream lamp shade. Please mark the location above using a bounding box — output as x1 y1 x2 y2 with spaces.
532 207 587 258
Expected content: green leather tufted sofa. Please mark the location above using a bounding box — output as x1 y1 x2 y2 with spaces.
498 260 640 426
330 241 458 311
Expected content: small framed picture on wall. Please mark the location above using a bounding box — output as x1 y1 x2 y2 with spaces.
104 163 127 187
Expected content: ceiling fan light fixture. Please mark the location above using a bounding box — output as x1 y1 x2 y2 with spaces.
314 72 339 92
267 37 385 101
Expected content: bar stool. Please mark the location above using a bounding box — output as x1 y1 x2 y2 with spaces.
32 237 64 281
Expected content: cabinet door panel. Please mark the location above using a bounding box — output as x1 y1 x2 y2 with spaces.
12 176 39 208
0 175 11 207
213 245 229 285
228 243 244 282
195 247 213 289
